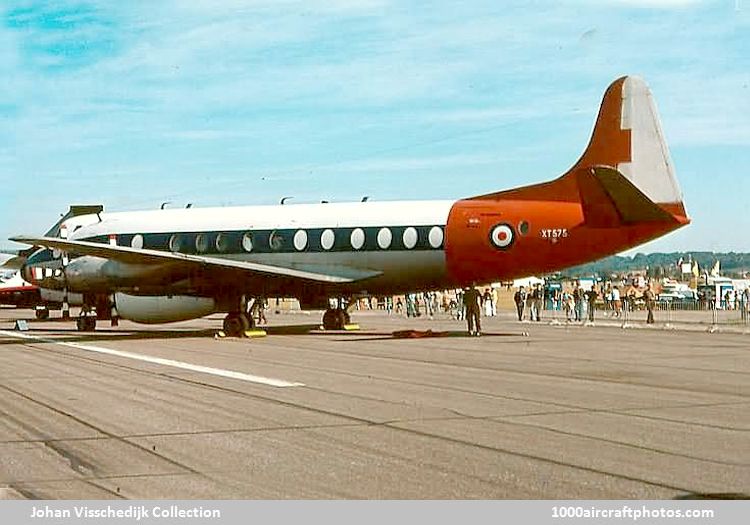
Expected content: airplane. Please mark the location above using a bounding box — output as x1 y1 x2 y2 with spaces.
11 76 689 336
0 270 42 310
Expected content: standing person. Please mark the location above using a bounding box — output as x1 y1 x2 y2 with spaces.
455 289 465 320
563 290 575 322
533 284 544 322
254 296 268 325
528 284 541 321
585 286 598 322
612 286 622 318
490 287 498 317
513 286 527 321
405 293 416 317
573 282 583 322
483 288 493 317
423 291 434 319
528 286 536 321
644 285 656 324
462 284 482 336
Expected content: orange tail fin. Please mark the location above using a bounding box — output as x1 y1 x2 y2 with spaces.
471 76 689 225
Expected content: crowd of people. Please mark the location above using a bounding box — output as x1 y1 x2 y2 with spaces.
343 279 750 333
514 282 660 324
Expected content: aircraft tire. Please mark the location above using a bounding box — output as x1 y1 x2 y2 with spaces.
223 313 245 337
76 316 96 332
35 308 49 320
322 308 347 330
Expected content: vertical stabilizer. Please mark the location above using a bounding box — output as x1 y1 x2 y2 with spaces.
470 76 688 223
573 76 685 213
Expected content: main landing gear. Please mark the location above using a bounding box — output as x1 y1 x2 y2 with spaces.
74 297 113 332
76 305 97 332
222 295 256 338
222 312 255 338
322 307 350 331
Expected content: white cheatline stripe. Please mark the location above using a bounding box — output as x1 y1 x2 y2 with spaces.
0 330 304 388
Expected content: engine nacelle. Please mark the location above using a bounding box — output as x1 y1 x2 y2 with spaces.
114 293 216 324
65 256 184 292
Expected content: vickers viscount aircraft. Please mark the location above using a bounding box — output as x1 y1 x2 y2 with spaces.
12 76 689 336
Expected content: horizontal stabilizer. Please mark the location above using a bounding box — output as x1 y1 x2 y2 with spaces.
577 166 676 228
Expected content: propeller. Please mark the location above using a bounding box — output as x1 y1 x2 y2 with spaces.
58 226 71 320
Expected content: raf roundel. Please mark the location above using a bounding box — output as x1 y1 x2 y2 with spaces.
489 223 514 250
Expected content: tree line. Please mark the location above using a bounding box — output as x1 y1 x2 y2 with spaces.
564 252 750 279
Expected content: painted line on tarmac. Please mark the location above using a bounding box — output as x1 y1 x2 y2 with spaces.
0 330 305 388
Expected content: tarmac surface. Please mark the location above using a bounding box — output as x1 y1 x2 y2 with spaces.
0 307 747 499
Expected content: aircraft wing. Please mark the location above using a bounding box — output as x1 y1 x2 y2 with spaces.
10 236 382 284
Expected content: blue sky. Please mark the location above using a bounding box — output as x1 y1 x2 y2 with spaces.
0 0 748 253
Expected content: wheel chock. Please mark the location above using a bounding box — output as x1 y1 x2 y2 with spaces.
244 329 267 338
343 324 360 331
215 330 227 339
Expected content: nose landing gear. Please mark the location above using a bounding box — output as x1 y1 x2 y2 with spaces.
321 297 353 330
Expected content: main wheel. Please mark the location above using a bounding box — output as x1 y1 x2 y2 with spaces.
76 316 96 332
322 308 347 330
223 313 246 337
35 308 49 320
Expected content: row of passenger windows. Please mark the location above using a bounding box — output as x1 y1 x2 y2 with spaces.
127 226 445 254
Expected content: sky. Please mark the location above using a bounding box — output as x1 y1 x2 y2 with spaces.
0 0 748 254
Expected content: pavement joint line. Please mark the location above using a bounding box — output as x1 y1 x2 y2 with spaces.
0 330 305 388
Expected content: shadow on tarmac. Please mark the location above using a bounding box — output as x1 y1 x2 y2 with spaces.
0 322 528 346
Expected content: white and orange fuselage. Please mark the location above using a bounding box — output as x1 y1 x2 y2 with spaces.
16 76 689 324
